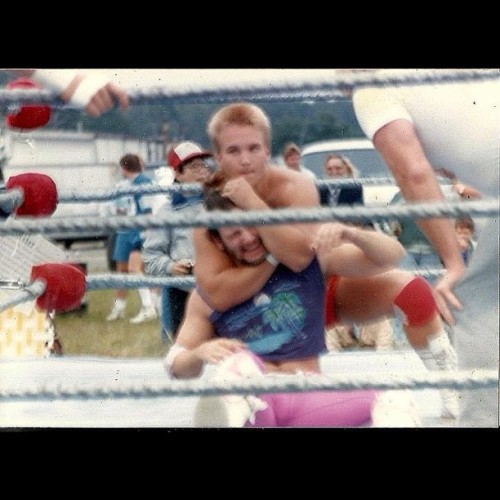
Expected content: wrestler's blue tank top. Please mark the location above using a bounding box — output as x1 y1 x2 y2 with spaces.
207 258 326 362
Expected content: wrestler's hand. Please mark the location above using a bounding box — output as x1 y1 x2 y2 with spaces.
30 69 129 117
195 338 247 365
433 268 464 326
81 81 129 117
171 259 194 276
64 76 129 117
222 178 267 210
311 222 350 252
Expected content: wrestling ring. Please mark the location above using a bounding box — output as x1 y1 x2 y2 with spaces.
0 69 498 429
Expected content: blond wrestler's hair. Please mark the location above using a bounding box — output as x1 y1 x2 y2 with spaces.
207 102 271 154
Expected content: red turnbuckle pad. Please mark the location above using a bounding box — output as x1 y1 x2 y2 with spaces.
5 78 52 130
31 263 87 312
6 173 58 216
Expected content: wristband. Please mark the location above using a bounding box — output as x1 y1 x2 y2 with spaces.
70 73 112 108
265 253 279 267
31 69 79 91
163 343 188 379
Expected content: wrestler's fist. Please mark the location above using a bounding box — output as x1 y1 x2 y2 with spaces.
222 178 266 210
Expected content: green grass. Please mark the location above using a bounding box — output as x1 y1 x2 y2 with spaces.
53 289 170 358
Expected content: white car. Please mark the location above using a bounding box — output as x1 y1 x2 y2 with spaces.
300 138 400 206
300 137 456 207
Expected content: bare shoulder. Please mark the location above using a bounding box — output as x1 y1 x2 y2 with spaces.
187 288 212 315
267 166 319 207
193 227 215 248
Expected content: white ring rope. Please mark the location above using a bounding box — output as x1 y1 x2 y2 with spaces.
56 177 408 203
3 177 405 205
0 369 496 402
1 269 447 314
0 188 23 213
0 69 498 111
0 199 497 236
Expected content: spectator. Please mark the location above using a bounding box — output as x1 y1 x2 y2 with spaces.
388 190 443 284
455 216 477 265
319 154 363 207
282 142 317 180
387 172 481 280
438 170 481 266
143 141 211 342
106 153 158 324
434 168 483 201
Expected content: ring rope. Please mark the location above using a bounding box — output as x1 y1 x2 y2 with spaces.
0 188 23 213
0 69 498 110
4 178 406 206
0 281 45 311
0 269 446 313
0 369 496 402
0 269 446 314
54 177 452 203
126 69 500 106
0 199 497 236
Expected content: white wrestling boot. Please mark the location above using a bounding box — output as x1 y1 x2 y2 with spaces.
371 390 422 427
194 351 268 428
416 331 460 419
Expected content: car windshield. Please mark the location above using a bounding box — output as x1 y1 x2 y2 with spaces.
301 147 391 180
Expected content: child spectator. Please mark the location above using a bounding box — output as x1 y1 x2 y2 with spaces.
455 216 477 265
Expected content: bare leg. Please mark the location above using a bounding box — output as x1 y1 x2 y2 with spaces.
128 250 157 323
334 270 458 418
106 260 128 320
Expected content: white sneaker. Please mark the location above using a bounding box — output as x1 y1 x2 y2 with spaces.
371 390 422 427
193 350 268 428
129 306 158 324
106 306 126 321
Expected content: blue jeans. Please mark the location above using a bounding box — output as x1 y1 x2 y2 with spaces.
160 288 173 343
399 250 443 286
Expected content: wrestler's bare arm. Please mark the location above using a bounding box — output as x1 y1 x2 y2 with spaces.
314 223 405 277
256 174 319 271
193 228 276 312
171 290 247 378
193 172 319 311
373 119 465 324
9 69 129 117
223 173 319 271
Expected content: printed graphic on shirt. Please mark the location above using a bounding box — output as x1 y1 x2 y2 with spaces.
216 281 308 355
